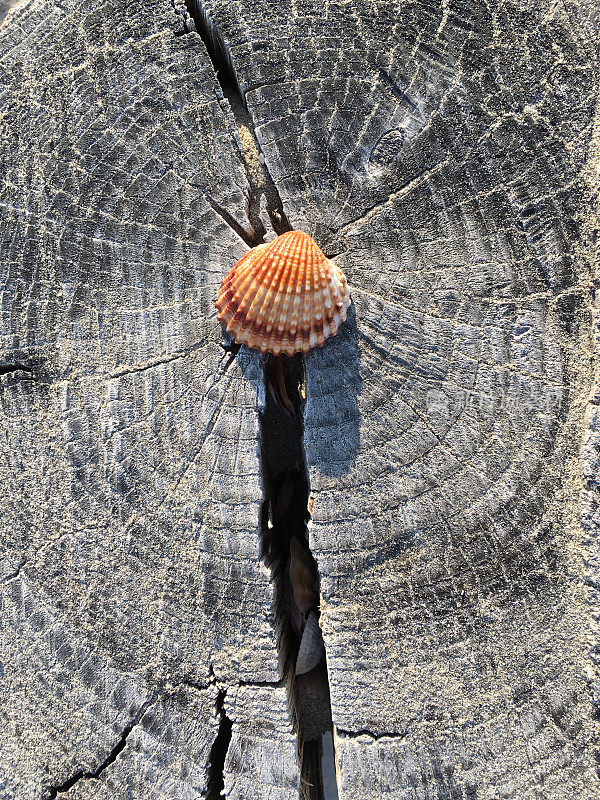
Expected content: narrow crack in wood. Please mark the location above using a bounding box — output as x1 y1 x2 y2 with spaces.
236 677 286 688
41 694 159 799
184 0 291 243
178 679 213 693
187 183 257 246
204 689 233 800
173 4 338 795
1 559 27 583
0 362 35 378
260 355 338 800
335 727 406 742
108 339 208 379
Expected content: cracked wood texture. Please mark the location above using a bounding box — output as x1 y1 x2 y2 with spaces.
0 1 297 798
0 2 599 800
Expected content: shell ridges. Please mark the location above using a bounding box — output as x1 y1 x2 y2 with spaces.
295 611 325 675
215 230 351 356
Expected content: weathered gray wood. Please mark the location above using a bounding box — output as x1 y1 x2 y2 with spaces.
0 1 297 797
197 0 600 797
1 0 599 798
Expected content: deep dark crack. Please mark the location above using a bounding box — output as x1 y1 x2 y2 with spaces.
176 4 337 795
183 0 243 102
183 0 291 242
0 363 34 378
204 689 233 800
259 354 337 800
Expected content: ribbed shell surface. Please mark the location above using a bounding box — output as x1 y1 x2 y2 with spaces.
215 230 351 355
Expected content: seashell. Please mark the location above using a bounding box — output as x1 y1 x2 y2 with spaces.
295 611 325 675
215 230 351 356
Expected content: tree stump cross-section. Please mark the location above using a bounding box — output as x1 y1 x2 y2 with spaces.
1 1 600 798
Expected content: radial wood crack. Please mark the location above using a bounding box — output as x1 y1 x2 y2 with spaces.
179 5 339 795
204 689 233 800
335 727 406 741
1 559 26 582
260 355 338 800
41 695 158 799
184 0 291 242
187 183 257 246
0 362 34 377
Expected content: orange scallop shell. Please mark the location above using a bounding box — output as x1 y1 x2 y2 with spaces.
215 230 351 356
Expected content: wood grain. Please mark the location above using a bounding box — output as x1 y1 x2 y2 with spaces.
0 1 296 797
199 0 600 796
1 0 599 797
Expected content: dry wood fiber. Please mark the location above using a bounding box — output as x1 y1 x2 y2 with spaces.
0 0 599 799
